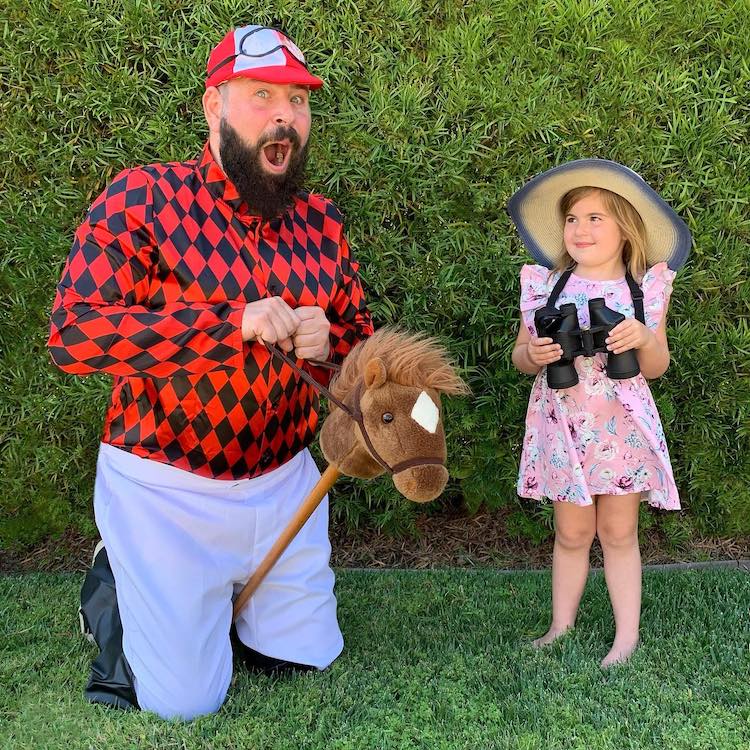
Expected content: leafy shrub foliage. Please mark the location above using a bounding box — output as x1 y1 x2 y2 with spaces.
2 0 748 548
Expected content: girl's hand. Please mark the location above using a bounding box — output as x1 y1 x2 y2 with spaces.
527 336 563 366
605 319 653 354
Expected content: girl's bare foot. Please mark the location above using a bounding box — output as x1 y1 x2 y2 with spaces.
532 626 572 648
601 638 639 668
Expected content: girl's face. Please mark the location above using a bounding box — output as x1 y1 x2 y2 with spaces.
563 191 625 273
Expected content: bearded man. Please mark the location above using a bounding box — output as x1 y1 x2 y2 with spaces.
48 24 373 720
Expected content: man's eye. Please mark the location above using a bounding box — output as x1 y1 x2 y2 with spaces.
255 90 269 98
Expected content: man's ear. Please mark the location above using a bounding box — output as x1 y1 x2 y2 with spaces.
202 86 223 134
364 357 387 389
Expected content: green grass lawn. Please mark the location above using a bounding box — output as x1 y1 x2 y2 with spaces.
1 569 748 749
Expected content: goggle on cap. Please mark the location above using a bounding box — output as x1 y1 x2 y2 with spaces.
205 25 323 90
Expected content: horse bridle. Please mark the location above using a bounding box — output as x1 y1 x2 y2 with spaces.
264 342 446 475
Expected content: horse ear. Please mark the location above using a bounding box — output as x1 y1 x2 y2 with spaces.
364 357 387 389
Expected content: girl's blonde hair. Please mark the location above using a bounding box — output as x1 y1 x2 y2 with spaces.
557 187 648 280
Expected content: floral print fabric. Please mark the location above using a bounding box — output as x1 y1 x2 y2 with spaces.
517 262 680 509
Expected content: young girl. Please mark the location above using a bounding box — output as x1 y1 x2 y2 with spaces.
507 159 691 667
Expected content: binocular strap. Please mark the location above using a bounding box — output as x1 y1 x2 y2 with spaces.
547 268 645 324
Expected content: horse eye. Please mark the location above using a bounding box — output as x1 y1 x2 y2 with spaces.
382 412 394 424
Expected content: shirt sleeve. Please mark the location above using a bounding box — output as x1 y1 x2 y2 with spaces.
519 264 553 336
640 261 676 331
47 168 245 378
303 234 373 386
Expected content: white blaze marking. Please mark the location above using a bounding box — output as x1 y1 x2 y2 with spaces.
410 391 439 433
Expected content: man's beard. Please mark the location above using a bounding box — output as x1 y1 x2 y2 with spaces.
219 119 308 220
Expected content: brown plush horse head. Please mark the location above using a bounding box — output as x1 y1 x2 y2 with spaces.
319 327 470 503
232 328 470 618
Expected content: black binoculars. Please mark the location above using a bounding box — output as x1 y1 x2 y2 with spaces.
534 298 640 389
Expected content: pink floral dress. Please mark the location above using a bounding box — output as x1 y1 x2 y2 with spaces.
517 262 680 509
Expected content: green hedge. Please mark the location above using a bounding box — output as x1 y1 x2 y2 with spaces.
2 0 749 549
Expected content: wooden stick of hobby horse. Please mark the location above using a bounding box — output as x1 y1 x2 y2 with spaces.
233 463 342 619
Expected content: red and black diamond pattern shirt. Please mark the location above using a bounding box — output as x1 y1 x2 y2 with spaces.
48 143 373 479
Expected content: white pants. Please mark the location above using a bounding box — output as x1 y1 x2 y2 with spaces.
94 443 343 720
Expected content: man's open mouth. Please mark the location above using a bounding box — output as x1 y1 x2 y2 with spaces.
262 141 291 170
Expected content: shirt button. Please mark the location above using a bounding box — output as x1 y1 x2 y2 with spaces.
259 449 274 469
268 283 279 295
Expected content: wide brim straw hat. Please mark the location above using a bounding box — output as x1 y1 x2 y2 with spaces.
507 159 692 270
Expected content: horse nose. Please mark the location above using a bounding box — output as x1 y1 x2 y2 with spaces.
393 464 449 503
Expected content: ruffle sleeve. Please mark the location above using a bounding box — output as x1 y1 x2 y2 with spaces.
519 264 554 335
640 261 676 330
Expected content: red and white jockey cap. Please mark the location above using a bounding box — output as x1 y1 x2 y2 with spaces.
205 25 323 90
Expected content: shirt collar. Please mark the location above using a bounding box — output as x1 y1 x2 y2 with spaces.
196 141 258 219
196 142 297 229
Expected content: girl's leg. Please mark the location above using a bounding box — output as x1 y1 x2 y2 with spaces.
533 501 596 647
596 492 642 667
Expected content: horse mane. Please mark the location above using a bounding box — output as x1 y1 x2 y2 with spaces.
330 327 471 400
